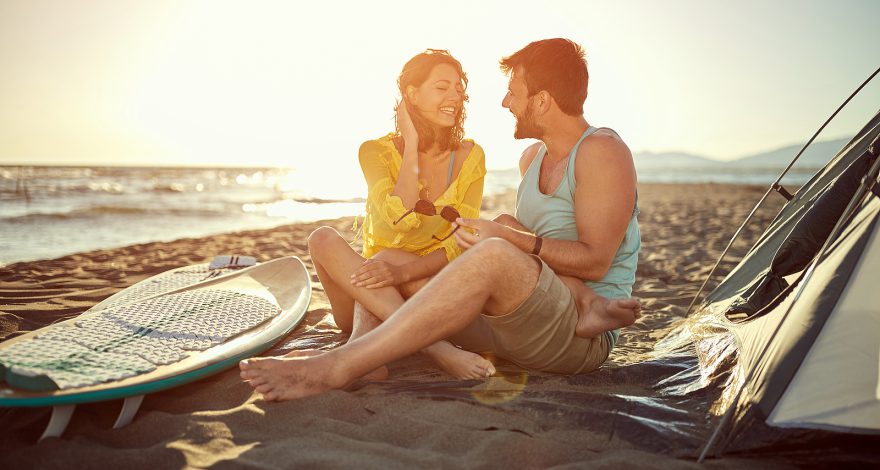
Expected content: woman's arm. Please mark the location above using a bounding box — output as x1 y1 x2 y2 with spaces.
359 141 421 232
434 154 485 260
390 102 421 209
350 248 448 288
353 145 487 288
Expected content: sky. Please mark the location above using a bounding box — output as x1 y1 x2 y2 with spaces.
1 0 878 175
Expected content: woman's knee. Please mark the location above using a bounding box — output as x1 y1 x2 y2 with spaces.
308 226 341 249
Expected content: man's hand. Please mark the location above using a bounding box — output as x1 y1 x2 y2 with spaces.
493 213 528 231
454 218 512 249
350 259 408 288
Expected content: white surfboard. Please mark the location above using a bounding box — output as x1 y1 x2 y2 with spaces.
0 256 311 440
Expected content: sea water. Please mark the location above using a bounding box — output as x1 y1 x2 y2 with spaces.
0 165 814 265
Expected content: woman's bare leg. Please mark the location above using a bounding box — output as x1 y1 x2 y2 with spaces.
367 249 495 379
307 226 409 333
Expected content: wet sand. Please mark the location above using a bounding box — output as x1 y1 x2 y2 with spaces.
2 183 866 469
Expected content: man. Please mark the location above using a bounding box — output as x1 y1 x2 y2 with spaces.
240 38 641 401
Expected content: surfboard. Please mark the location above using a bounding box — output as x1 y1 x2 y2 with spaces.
0 255 311 440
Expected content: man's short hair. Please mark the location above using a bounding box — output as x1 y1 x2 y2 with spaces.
500 38 588 116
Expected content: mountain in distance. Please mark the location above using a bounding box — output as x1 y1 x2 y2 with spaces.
632 151 722 169
633 137 851 169
729 138 849 168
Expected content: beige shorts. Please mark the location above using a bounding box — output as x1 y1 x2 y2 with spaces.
449 258 610 375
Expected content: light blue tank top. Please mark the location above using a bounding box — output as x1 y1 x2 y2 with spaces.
515 126 641 347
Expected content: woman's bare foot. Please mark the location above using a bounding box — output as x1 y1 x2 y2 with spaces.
282 349 389 381
240 354 348 401
345 305 390 380
422 341 496 379
575 296 641 339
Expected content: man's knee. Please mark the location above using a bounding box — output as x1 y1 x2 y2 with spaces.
308 226 341 251
471 237 520 259
467 237 540 275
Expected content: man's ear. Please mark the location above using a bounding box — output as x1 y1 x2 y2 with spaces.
535 90 552 114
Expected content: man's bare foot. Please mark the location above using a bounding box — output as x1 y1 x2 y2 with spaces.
281 349 389 381
239 354 348 401
423 341 496 379
575 296 641 339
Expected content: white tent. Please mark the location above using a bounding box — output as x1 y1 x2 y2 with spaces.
690 103 880 459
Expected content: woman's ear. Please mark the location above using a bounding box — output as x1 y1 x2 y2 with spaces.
405 85 418 104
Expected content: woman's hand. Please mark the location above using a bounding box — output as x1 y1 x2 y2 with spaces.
350 259 409 288
397 100 419 150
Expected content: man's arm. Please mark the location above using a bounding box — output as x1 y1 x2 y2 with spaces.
456 131 636 281
538 131 636 279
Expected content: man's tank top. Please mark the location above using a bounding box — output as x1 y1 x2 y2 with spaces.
515 126 641 347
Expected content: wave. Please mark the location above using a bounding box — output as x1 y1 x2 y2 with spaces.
1 205 234 224
292 197 366 204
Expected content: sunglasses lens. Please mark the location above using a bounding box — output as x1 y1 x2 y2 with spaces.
440 206 460 222
415 200 436 215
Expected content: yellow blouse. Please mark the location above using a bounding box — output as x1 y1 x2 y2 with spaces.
359 133 486 261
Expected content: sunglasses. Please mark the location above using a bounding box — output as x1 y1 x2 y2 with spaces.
394 199 461 241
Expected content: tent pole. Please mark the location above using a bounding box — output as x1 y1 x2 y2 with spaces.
684 66 880 318
684 187 775 316
698 397 736 462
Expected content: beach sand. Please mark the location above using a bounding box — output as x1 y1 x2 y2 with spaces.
0 183 868 469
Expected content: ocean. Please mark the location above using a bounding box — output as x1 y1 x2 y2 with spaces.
0 164 817 265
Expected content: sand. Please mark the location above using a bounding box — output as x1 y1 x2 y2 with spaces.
0 183 870 469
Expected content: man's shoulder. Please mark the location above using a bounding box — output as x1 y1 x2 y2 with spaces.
575 128 632 168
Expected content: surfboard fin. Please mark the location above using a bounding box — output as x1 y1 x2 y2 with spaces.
113 394 144 429
39 405 75 441
209 255 257 270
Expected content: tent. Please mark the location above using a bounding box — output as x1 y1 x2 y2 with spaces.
688 79 880 460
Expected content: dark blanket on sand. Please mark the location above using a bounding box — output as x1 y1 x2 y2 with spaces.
1 184 876 469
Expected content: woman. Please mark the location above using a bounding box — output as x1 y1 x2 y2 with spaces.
305 49 494 379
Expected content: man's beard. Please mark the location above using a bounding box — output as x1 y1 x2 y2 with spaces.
513 101 542 139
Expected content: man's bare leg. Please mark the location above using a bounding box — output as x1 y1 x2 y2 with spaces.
278 302 389 377
557 276 642 339
306 227 493 379
240 238 538 401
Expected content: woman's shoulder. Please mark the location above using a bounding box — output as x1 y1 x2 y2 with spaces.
359 133 397 159
460 139 485 164
457 139 486 181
